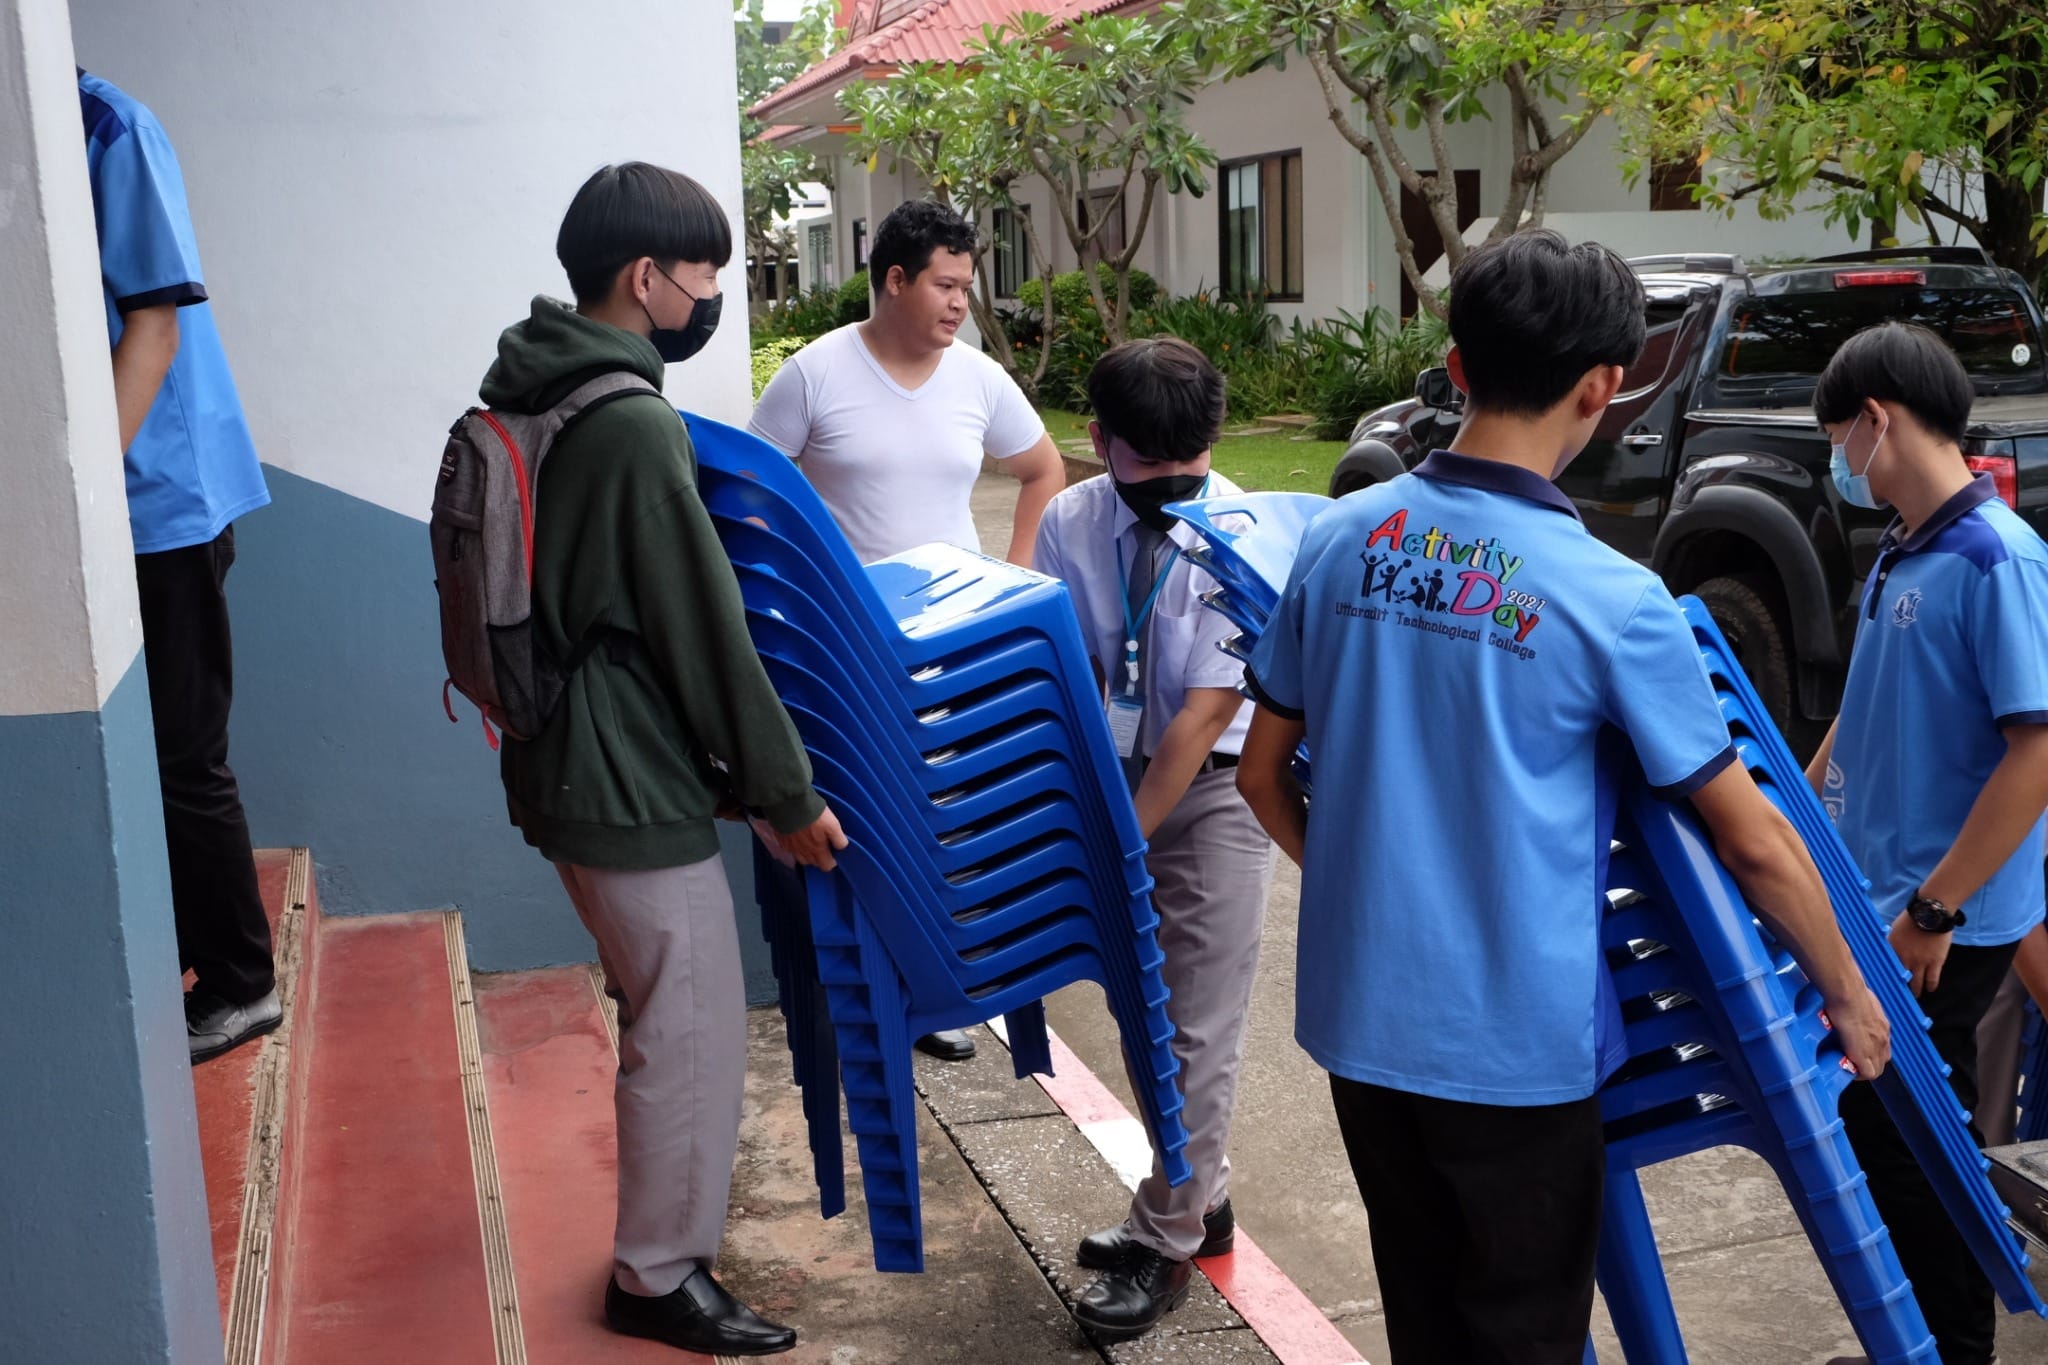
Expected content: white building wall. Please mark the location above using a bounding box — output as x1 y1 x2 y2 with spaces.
68 0 752 521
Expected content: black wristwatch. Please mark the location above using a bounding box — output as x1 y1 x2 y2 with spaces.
1907 894 1967 934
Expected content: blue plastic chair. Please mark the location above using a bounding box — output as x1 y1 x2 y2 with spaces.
687 413 1192 1271
1592 785 1937 1362
1681 598 2044 1321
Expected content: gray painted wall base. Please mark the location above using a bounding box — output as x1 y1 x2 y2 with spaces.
0 660 222 1364
225 466 775 1001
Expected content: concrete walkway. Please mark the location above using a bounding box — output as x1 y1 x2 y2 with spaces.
718 1009 1289 1364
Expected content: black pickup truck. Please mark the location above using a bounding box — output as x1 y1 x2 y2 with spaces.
1331 247 2048 752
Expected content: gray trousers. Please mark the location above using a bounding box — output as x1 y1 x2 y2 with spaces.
556 856 746 1298
1120 767 1275 1260
1976 969 2029 1148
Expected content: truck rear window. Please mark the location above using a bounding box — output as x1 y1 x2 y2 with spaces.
1721 289 2043 386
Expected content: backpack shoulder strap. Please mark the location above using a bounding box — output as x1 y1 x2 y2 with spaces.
551 370 663 428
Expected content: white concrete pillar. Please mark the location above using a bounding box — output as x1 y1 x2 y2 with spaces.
0 2 222 1360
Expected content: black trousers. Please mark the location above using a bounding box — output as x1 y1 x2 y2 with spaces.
1328 1075 1604 1365
1840 939 2019 1365
134 527 274 1004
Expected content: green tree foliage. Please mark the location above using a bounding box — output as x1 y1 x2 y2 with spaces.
736 0 836 315
1180 0 1663 317
1630 0 2048 288
975 13 1217 344
845 9 1218 395
842 55 1058 392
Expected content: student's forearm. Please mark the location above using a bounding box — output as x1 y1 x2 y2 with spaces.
1131 700 1235 839
1917 727 2048 910
1733 834 1867 1003
1240 769 1307 866
1236 709 1309 866
1006 473 1058 568
1004 441 1063 567
1804 719 1838 796
1696 770 1866 1002
111 304 179 452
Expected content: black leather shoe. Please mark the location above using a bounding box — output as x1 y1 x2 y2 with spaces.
1077 1197 1233 1268
605 1269 796 1356
915 1028 977 1061
1072 1244 1192 1342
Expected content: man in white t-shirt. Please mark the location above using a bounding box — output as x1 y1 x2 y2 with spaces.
751 199 1065 1062
750 199 1063 567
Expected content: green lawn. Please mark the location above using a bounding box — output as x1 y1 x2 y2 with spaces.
1038 408 1348 495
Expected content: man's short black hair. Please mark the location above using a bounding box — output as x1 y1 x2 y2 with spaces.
870 200 978 288
1813 322 1973 443
556 162 732 305
1087 337 1226 463
1447 230 1646 416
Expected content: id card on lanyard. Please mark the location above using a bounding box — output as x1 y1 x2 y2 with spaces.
1109 534 1181 759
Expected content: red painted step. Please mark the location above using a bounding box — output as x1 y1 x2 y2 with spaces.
277 913 497 1365
189 847 320 1360
474 965 714 1364
191 851 294 1321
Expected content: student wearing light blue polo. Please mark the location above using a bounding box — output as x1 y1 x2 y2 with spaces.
82 71 277 1064
1235 232 1891 1365
1808 323 2048 1365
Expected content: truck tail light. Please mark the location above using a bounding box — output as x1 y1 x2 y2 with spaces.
1965 453 2019 508
1833 269 1927 287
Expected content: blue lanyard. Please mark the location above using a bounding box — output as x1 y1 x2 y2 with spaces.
1116 534 1181 695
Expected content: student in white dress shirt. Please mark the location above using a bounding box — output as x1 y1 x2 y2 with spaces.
750 199 1065 1062
1031 338 1274 1342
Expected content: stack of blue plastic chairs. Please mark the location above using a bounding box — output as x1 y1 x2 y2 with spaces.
684 412 1192 1272
1162 495 2043 1360
1683 598 2044 1325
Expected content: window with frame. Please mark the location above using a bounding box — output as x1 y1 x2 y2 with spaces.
852 217 869 271
1219 151 1304 299
992 205 1033 298
1077 188 1126 267
806 222 834 288
1650 157 1703 212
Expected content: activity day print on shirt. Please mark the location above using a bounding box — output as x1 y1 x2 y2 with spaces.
1340 506 1546 659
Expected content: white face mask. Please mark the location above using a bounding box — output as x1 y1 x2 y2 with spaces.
1829 410 1888 510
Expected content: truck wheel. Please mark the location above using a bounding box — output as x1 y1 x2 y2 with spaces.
1328 451 1381 499
1690 574 1810 751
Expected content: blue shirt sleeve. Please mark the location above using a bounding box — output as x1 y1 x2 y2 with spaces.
1602 582 1736 797
90 116 207 313
1973 555 2048 728
1244 527 1316 720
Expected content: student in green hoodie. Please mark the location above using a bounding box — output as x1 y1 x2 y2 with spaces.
479 162 843 1357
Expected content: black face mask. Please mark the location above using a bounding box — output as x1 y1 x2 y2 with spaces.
1114 469 1208 534
643 263 722 364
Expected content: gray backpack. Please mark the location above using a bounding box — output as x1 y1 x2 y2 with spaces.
431 371 658 747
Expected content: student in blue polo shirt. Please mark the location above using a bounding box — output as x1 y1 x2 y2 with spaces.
81 71 277 1064
1807 323 2048 1365
1235 231 1891 1364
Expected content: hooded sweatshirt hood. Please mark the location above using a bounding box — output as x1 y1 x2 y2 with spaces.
480 295 667 413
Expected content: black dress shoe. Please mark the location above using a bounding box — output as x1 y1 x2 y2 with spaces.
1077 1197 1234 1268
1072 1244 1192 1342
915 1028 977 1061
605 1269 796 1356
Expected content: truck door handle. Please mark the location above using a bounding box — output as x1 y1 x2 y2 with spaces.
1621 431 1664 447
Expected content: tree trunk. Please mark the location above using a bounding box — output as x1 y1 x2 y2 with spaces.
1978 170 2044 285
